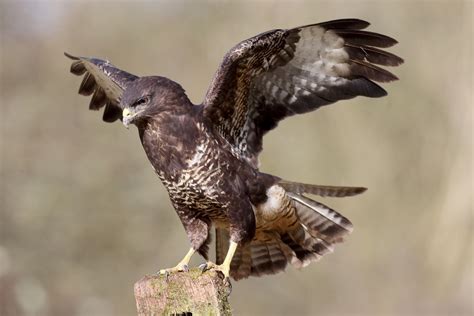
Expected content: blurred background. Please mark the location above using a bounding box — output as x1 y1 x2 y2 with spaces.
0 1 472 315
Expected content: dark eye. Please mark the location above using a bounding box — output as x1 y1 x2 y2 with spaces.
131 96 149 107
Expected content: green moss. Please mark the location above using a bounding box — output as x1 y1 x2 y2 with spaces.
142 270 232 315
188 267 205 280
149 276 166 295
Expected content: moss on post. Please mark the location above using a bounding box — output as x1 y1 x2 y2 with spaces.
134 269 232 315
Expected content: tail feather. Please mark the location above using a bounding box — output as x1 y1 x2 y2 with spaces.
249 239 288 277
280 233 320 268
230 243 252 280
216 181 363 280
278 180 367 197
288 192 353 242
230 237 292 280
288 224 334 256
215 228 229 265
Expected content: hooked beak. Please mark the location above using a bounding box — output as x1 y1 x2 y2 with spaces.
122 108 134 128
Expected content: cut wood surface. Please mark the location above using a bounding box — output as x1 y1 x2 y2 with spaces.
134 269 232 315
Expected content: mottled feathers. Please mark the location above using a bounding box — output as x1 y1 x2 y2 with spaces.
203 18 403 167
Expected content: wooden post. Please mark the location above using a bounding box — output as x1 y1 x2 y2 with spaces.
134 269 232 315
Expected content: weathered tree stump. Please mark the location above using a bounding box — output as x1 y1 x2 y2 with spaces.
134 269 232 315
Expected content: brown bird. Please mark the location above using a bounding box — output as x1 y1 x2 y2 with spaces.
65 18 402 281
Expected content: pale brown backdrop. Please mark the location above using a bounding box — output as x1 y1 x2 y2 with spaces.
0 0 472 315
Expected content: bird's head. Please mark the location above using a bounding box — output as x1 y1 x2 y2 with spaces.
121 76 190 128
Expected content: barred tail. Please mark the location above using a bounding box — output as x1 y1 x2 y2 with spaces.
217 181 363 281
278 180 367 197
284 192 354 268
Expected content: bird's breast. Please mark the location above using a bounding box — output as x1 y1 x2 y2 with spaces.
160 137 231 211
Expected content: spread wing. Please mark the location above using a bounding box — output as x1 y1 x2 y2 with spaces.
65 52 139 122
203 19 403 167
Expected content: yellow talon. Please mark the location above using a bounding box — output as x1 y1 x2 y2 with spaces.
200 241 237 279
158 248 195 275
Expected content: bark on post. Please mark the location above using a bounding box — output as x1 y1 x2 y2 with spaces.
134 269 232 315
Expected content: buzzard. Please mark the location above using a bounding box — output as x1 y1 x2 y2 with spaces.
65 19 402 281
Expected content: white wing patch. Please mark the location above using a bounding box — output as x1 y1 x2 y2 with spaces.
255 185 287 222
292 26 350 78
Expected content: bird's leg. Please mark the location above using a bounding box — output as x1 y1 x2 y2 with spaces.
200 241 238 280
158 247 195 275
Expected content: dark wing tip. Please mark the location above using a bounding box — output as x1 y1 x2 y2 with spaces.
78 73 96 96
102 102 123 122
318 18 370 30
298 18 370 32
353 187 368 195
372 85 388 97
65 52 87 76
64 52 79 60
395 56 405 66
336 30 399 48
344 45 404 67
346 77 388 98
65 52 136 124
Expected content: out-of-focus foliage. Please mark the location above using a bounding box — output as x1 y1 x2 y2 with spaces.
0 1 472 315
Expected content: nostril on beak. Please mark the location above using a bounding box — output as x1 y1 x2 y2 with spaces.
122 108 133 128
123 108 132 117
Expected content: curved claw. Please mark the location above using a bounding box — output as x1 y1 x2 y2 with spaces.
158 263 189 276
158 248 195 277
198 263 208 272
224 278 232 295
199 261 230 279
198 261 232 294
182 264 189 272
199 261 219 273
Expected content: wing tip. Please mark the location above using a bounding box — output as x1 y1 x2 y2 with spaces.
336 29 399 48
102 102 123 123
318 18 371 30
358 187 368 194
349 77 388 98
65 52 88 76
394 56 405 66
339 18 371 29
371 83 388 97
64 52 79 60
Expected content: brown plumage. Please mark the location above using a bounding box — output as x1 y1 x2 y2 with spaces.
65 19 402 281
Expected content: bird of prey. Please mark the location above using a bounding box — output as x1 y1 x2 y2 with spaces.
65 19 402 281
